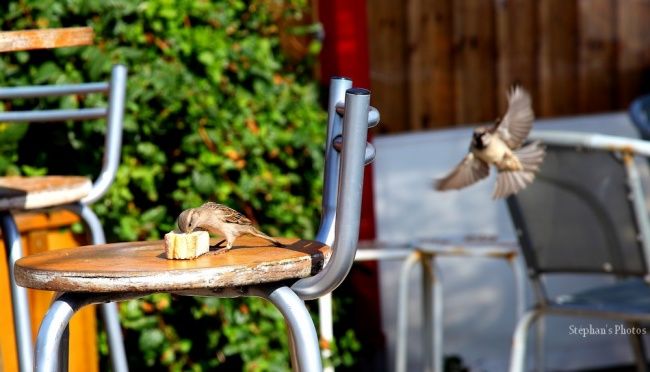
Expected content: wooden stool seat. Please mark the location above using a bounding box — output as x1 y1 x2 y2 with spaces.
15 236 330 293
0 27 93 53
0 176 92 211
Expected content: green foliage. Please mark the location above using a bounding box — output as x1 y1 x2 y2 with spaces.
0 0 358 370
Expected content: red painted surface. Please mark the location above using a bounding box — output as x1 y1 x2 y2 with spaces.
318 1 385 367
318 0 376 240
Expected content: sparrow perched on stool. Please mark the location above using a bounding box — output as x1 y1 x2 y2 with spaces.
177 202 284 251
435 86 545 199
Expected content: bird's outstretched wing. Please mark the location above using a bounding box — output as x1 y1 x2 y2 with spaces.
435 153 490 191
496 86 534 149
202 202 253 225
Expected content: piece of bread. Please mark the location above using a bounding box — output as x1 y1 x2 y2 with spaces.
164 231 210 259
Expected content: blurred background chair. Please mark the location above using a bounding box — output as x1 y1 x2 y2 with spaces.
506 131 650 372
14 77 377 371
0 64 129 372
630 95 650 141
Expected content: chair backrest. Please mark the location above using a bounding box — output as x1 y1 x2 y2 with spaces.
291 77 378 300
629 94 650 141
506 142 648 278
0 64 127 204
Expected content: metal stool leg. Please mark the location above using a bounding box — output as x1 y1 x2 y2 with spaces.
626 321 648 372
396 251 421 372
254 286 322 372
1 212 34 372
318 293 335 372
421 254 443 372
509 309 542 372
35 293 89 372
76 205 129 372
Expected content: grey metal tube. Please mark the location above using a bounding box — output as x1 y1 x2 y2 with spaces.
0 107 107 122
292 88 370 299
395 252 421 372
624 159 650 272
314 77 351 246
73 204 129 372
332 136 375 165
335 104 380 128
510 258 527 319
35 293 90 372
252 286 322 371
0 82 108 98
83 64 127 204
1 212 34 372
509 309 542 372
530 130 650 157
422 256 443 372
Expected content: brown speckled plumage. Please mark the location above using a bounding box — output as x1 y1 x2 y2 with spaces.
177 202 283 251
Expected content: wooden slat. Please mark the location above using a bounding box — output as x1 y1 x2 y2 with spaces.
0 27 93 53
538 0 578 116
617 0 650 108
496 0 538 113
367 0 409 132
577 0 616 113
452 0 497 124
406 0 454 129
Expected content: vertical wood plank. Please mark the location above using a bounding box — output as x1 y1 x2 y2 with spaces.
538 0 578 116
452 0 497 124
577 0 616 113
367 0 409 132
406 0 454 129
617 0 650 108
496 0 538 114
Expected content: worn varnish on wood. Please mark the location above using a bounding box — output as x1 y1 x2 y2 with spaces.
0 176 91 211
0 27 93 53
15 235 331 293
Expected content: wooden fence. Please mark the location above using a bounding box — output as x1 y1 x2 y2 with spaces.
367 0 650 133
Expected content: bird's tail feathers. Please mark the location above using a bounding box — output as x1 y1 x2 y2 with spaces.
515 141 546 173
493 141 545 199
493 170 535 199
250 229 285 247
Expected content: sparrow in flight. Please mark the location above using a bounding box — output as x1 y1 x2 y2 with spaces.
435 87 545 199
177 202 284 251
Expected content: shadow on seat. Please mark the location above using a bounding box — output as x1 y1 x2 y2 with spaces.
0 65 129 372
506 131 650 372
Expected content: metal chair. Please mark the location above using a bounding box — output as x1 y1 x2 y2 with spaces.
0 64 129 372
507 130 650 372
629 94 650 141
15 77 378 371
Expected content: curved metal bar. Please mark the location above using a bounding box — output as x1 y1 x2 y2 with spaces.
314 77 351 246
508 309 543 372
35 293 93 372
335 104 380 128
1 212 33 372
82 64 127 204
531 130 650 157
252 286 322 371
332 136 375 165
70 204 129 372
292 88 371 300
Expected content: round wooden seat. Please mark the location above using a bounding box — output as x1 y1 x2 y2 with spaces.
15 236 330 293
0 176 92 211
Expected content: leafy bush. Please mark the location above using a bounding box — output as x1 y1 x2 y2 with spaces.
0 0 358 370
